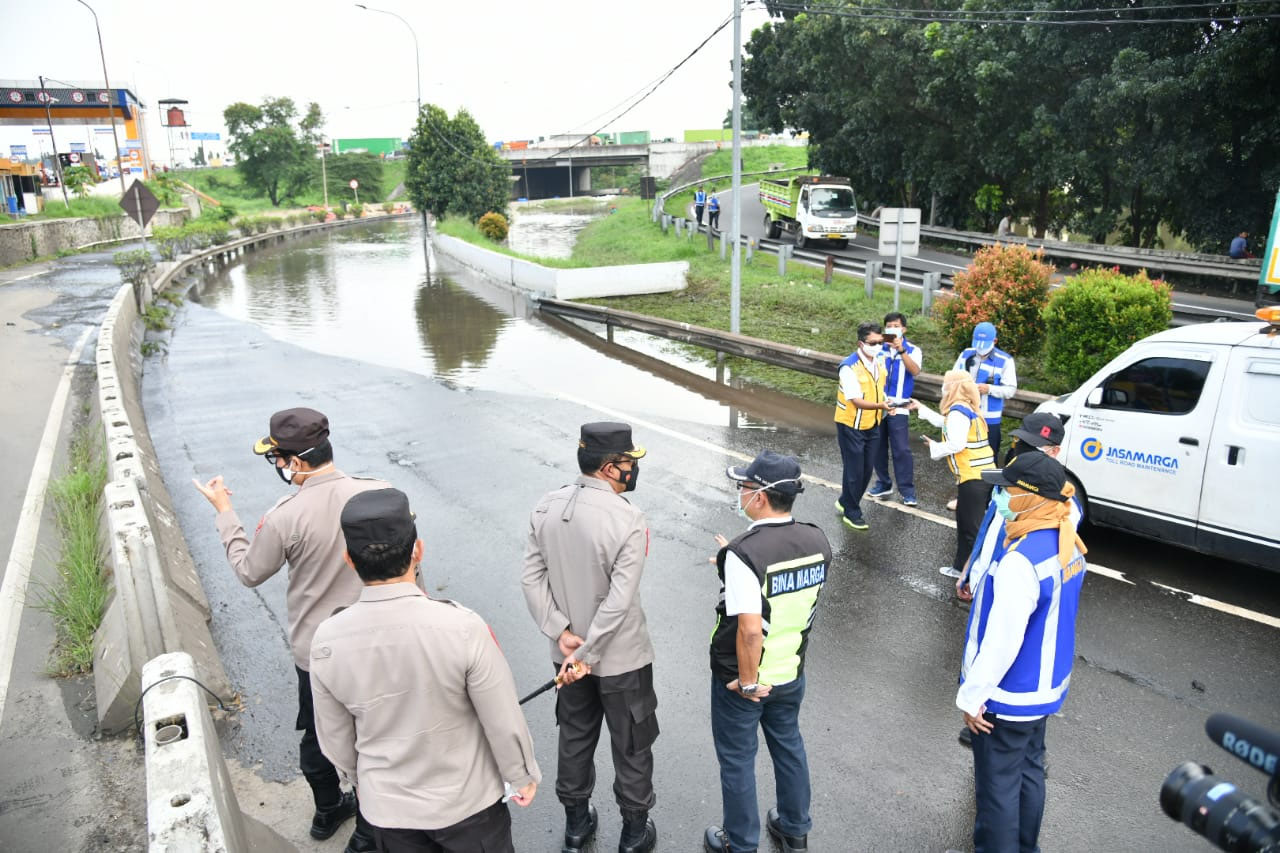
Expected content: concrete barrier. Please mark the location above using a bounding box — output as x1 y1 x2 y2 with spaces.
0 208 191 267
141 653 248 853
432 232 687 299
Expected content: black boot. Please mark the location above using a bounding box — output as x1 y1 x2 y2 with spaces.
310 789 357 840
766 807 808 853
619 810 656 853
562 801 598 853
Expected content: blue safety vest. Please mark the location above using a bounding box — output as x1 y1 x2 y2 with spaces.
956 347 1014 423
883 340 919 401
960 529 1086 717
708 197 720 213
695 190 706 205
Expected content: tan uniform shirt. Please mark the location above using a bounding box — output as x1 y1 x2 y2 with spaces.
522 475 654 677
309 583 541 831
215 469 389 669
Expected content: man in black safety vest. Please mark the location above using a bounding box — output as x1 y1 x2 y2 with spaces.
704 451 832 853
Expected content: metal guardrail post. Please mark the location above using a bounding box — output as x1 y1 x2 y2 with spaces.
745 238 754 264
778 244 789 277
865 260 882 298
707 226 715 252
719 233 726 260
921 271 941 312
661 214 670 234
674 218 683 237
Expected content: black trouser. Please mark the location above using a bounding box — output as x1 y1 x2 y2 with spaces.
554 663 659 815
709 209 720 230
988 422 1002 461
695 203 705 225
373 800 513 853
297 665 374 837
955 479 994 572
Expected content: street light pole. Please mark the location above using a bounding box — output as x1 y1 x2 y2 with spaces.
355 3 428 268
76 0 127 195
39 76 70 208
729 0 744 334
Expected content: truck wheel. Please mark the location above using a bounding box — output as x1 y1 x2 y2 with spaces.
794 228 808 251
765 215 780 240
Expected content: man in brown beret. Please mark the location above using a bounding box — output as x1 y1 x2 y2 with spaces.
193 407 388 853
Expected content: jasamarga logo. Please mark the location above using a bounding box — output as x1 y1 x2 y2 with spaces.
1103 444 1179 474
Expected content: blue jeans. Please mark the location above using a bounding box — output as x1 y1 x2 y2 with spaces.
710 674 811 852
971 713 1046 853
871 413 915 500
836 423 879 522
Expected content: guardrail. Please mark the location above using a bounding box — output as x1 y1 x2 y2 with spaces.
536 298 1052 419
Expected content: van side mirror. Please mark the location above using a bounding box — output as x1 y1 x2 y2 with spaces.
1086 387 1103 407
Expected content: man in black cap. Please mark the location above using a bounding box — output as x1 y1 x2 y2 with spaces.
704 451 832 853
521 422 659 853
956 451 1087 853
310 489 542 853
193 407 388 853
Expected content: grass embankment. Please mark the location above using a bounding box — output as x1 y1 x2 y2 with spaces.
38 422 109 676
663 144 810 218
21 196 125 221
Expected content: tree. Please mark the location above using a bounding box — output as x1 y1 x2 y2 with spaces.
223 97 324 206
62 165 95 199
320 152 385 203
405 104 510 222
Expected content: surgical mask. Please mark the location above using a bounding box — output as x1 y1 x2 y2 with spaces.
992 488 1015 521
736 488 760 518
859 342 879 360
614 460 639 492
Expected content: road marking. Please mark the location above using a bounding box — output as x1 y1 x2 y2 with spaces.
0 326 93 729
551 392 1280 629
0 267 52 286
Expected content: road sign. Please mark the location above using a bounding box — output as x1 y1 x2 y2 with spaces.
70 142 87 153
68 152 82 164
349 179 359 189
1261 190 1280 295
120 181 160 228
9 145 26 157
190 131 220 141
878 208 921 257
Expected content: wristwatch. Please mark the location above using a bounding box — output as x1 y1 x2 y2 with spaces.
739 682 760 696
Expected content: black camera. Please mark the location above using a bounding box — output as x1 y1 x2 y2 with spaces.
1161 713 1280 852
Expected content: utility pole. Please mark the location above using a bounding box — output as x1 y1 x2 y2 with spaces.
729 0 744 334
320 142 329 209
39 77 70 208
76 0 127 196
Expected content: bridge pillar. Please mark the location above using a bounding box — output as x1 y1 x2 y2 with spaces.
575 166 591 193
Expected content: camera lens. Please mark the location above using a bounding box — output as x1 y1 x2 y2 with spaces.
1161 762 1280 852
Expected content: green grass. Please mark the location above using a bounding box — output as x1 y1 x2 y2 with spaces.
568 197 1062 402
173 167 326 214
37 424 109 676
23 196 131 222
383 159 408 198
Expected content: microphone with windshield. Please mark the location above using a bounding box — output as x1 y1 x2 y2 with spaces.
1161 712 1280 852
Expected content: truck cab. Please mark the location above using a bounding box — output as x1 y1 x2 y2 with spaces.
1037 313 1280 571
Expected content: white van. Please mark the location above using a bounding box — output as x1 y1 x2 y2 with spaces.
1036 313 1280 571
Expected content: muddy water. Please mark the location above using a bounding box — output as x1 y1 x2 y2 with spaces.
186 217 832 433
505 200 608 259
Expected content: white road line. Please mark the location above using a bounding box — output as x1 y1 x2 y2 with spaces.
551 393 1280 628
1150 582 1280 630
0 268 52 286
0 326 94 729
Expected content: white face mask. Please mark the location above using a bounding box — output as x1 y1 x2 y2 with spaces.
859 342 879 360
736 487 761 518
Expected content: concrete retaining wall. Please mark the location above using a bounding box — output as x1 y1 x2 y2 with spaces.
432 233 687 299
0 209 191 267
141 653 248 853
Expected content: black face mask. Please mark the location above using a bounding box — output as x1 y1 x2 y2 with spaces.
614 460 639 492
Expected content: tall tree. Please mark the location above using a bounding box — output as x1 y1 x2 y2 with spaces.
223 97 324 206
405 105 510 222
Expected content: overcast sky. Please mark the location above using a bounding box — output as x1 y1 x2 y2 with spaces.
1 1 773 162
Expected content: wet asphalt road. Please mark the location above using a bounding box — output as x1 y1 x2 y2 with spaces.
137 220 1279 853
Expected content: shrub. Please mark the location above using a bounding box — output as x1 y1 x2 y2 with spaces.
477 211 509 242
204 203 237 222
311 209 329 223
153 225 184 260
382 202 397 213
937 243 1053 356
113 249 154 286
349 203 364 218
1042 267 1173 386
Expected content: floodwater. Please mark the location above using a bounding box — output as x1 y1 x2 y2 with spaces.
505 199 607 259
186 217 833 433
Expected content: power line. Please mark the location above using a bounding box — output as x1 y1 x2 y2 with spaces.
764 0 1280 25
540 13 737 160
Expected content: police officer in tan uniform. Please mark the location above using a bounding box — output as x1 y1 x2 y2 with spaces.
310 488 541 853
193 407 386 853
522 422 659 853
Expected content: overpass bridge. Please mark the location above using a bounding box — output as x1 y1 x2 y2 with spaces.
497 139 802 199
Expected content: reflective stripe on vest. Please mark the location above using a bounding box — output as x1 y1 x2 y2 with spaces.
960 347 1012 422
960 531 1087 717
834 356 886 430
945 405 995 483
884 341 918 400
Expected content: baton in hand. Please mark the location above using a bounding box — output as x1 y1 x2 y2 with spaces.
519 663 582 705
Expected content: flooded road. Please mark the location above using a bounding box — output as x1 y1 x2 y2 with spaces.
506 199 607 259
146 215 1278 853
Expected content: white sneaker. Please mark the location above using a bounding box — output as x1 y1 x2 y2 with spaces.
946 498 958 512
939 566 964 579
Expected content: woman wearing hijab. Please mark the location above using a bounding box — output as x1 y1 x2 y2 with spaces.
917 370 996 577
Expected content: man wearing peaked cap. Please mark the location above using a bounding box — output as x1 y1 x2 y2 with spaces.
953 321 1019 464
956 449 1088 853
309 489 542 853
521 422 659 853
193 407 389 853
704 451 832 853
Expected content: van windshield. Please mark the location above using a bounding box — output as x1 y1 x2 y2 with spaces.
810 187 856 216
